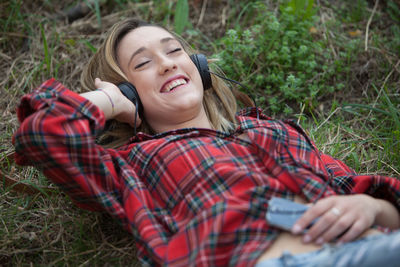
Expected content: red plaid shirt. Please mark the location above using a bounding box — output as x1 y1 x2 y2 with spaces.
13 79 400 266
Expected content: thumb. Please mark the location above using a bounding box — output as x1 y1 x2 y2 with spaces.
94 77 102 88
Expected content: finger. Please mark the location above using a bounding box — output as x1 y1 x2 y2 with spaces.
292 199 334 234
303 206 341 243
115 101 142 128
131 117 142 128
126 106 141 127
126 116 142 128
318 214 354 244
337 220 368 244
94 77 101 88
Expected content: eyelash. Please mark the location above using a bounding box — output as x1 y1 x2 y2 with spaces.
135 61 149 69
168 48 182 54
134 48 182 69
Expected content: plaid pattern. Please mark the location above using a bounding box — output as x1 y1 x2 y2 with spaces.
13 79 400 267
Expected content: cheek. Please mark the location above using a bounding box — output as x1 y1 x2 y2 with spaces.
128 72 153 97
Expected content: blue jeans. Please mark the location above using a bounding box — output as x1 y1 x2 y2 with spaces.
255 230 400 267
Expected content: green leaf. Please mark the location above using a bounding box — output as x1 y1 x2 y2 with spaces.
304 0 315 19
93 0 102 27
174 0 189 35
81 39 97 53
84 0 102 27
342 103 391 116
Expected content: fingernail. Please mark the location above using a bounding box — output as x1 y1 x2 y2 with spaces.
316 237 324 245
303 235 311 243
292 224 302 234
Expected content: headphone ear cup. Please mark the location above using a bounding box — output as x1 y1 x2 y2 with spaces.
190 54 212 90
117 82 144 118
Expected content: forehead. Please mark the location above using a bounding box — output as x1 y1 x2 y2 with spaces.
116 26 179 70
120 26 175 49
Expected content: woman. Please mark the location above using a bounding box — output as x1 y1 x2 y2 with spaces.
13 18 400 266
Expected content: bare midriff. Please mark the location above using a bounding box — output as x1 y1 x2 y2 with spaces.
256 195 382 264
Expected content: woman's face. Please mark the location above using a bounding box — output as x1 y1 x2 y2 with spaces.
116 26 206 132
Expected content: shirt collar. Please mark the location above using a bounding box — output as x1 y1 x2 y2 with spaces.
127 107 268 143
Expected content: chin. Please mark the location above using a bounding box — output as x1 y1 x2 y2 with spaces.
178 99 203 111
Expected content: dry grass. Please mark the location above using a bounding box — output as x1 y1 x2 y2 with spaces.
1 0 399 266
0 1 153 265
0 190 140 266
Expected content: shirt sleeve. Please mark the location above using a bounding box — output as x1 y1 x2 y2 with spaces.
250 115 400 211
12 78 125 214
285 120 400 211
321 153 400 211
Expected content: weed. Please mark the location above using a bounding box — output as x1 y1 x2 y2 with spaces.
215 1 353 114
174 0 189 35
0 0 399 265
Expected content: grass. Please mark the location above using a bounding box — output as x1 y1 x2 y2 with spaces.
1 191 139 266
1 0 399 265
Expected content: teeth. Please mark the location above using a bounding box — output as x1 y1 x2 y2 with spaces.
164 78 186 92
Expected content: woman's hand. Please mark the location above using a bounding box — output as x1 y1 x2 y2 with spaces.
81 78 141 128
291 194 399 245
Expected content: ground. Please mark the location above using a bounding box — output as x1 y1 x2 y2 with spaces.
1 0 399 265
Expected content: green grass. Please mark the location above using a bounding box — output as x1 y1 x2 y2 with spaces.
0 0 399 265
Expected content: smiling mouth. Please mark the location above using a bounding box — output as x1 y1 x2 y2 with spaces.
161 78 188 93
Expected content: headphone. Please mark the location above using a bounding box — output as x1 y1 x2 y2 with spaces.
117 53 211 120
117 53 258 134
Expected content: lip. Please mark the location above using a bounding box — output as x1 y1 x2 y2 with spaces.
160 74 189 93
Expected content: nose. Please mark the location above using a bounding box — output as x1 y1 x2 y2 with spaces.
158 54 176 74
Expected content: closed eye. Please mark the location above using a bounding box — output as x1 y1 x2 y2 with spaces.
168 48 182 54
134 48 181 69
135 60 150 69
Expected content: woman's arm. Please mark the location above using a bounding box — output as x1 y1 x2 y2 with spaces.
373 196 400 229
13 79 135 211
80 78 140 127
292 194 400 244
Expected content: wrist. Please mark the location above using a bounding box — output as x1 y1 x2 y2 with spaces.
373 197 400 229
96 89 115 117
373 198 384 222
80 89 120 120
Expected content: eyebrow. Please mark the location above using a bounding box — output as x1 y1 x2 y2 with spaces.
127 37 177 68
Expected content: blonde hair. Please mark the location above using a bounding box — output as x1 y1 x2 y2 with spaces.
81 18 253 147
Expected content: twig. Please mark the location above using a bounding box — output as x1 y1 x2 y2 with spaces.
197 0 208 27
382 51 400 74
0 51 12 61
379 160 400 176
365 0 379 52
221 6 227 26
315 107 341 131
50 246 104 265
296 102 306 125
1 217 9 234
340 127 384 151
79 250 102 267
0 32 28 38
